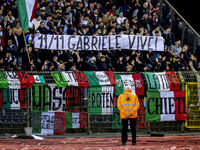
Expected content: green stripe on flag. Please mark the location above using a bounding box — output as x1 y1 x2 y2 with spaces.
38 75 45 83
32 84 49 112
83 71 100 87
144 73 159 91
114 74 124 96
90 86 102 115
16 0 30 31
146 91 161 121
0 72 9 89
65 113 72 128
51 72 68 88
3 89 11 109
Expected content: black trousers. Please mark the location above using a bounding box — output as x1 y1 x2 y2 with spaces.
121 118 137 143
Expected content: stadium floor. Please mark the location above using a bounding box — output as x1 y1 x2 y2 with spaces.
0 135 200 150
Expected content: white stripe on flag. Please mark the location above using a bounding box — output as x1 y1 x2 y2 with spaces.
11 90 20 109
5 72 21 89
41 112 54 135
25 0 35 27
72 113 80 128
160 91 175 121
62 72 78 86
48 84 65 112
94 71 111 85
121 75 135 94
33 75 41 83
102 86 113 115
155 73 170 91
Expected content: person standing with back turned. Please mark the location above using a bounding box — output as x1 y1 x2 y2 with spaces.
117 86 140 146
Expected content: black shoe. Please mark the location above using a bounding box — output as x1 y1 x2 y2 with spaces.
132 143 137 145
122 142 126 146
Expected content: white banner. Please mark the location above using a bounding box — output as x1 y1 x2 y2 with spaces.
34 34 164 51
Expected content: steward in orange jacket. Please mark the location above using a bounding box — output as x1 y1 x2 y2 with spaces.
117 86 140 146
117 88 140 119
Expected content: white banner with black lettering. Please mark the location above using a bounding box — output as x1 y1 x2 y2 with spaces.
34 34 164 51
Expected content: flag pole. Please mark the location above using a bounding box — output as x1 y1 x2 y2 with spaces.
23 31 32 70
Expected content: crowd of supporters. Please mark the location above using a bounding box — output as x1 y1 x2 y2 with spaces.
0 0 199 72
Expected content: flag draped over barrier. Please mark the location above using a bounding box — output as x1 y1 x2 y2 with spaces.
0 71 187 135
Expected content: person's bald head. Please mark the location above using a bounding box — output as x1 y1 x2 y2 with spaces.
124 86 131 90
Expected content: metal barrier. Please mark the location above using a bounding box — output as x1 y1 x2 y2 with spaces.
0 71 199 135
185 82 200 129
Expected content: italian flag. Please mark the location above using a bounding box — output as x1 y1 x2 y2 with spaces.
84 71 116 87
32 112 66 135
16 0 38 31
146 91 187 121
144 72 180 91
65 112 87 128
29 75 46 83
51 71 89 88
0 71 32 89
115 73 145 96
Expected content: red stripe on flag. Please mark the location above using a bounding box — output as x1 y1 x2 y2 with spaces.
30 0 39 22
79 113 87 128
16 71 32 88
1 34 5 46
73 71 89 87
29 75 36 83
132 73 145 96
166 72 180 91
19 89 28 109
54 112 65 135
174 91 187 120
104 71 116 85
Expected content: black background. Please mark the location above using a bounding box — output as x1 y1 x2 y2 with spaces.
167 0 200 36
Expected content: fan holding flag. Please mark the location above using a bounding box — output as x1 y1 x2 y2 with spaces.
16 0 38 70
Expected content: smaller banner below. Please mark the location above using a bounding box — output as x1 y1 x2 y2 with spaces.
0 71 32 89
144 72 180 92
65 112 87 128
146 91 187 121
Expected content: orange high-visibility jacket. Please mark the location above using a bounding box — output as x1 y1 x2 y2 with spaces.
117 89 140 119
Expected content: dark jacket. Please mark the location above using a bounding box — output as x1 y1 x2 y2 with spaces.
80 61 97 71
162 31 175 46
90 13 100 26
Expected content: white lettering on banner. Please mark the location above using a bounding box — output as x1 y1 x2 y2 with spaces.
101 86 114 115
34 34 164 51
